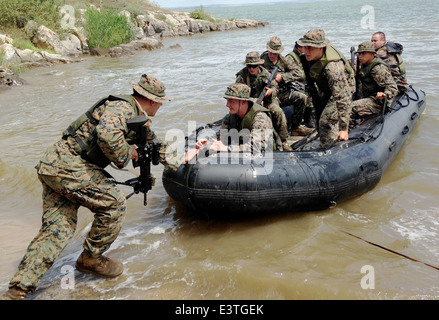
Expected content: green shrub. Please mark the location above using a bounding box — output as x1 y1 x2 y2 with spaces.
0 0 61 30
84 7 135 49
189 6 215 22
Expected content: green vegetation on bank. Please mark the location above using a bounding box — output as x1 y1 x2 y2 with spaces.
189 5 216 23
84 7 135 49
0 0 161 50
0 0 218 67
0 0 61 30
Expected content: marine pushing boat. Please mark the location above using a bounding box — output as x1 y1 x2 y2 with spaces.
162 86 426 217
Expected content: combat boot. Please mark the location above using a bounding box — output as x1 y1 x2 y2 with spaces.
1 286 28 300
282 141 293 151
76 251 123 279
291 125 313 136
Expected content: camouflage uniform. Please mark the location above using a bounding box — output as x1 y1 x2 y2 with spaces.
235 51 288 142
298 29 355 148
376 43 409 93
8 75 182 293
261 37 311 133
351 42 398 118
284 45 315 132
220 84 279 153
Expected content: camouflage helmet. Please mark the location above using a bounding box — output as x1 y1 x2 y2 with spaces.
297 29 329 48
243 51 264 65
356 41 376 53
266 36 284 53
223 83 256 102
131 74 170 103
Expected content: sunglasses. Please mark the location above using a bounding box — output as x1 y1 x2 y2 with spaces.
247 64 259 69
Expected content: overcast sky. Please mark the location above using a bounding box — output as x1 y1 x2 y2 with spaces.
154 0 299 9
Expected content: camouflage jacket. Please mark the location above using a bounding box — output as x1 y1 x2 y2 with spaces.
235 66 279 101
376 45 409 91
219 107 274 153
260 51 302 85
359 60 398 103
320 60 355 131
38 99 182 173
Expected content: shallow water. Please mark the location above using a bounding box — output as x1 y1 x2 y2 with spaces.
1 0 439 300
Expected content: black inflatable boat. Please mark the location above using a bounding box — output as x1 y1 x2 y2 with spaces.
163 86 426 217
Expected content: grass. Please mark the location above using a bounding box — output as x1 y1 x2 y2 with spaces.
84 7 135 49
0 0 61 31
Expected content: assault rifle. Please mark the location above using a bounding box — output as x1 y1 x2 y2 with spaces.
257 66 278 105
350 46 361 100
117 115 162 206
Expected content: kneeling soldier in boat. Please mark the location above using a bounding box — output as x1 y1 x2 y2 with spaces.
351 41 398 121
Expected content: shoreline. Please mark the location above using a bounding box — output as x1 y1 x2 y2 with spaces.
0 7 267 87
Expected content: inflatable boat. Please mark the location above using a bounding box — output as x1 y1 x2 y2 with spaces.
162 86 426 217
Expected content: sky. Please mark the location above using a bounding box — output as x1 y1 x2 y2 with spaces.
153 0 299 9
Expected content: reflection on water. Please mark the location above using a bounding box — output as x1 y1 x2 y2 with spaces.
1 0 439 300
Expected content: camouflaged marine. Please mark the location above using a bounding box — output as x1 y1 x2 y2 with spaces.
371 32 409 93
236 51 289 149
351 42 398 119
298 28 355 148
219 83 282 153
261 37 312 136
2 74 183 300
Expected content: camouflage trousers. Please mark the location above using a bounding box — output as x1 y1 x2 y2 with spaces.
265 97 288 141
278 89 312 130
351 97 384 118
318 97 351 148
9 162 126 292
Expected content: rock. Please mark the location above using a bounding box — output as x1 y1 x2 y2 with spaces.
0 44 21 65
0 66 25 86
24 20 39 38
169 44 182 50
0 43 82 69
106 37 163 58
0 34 14 45
31 25 61 51
31 25 82 57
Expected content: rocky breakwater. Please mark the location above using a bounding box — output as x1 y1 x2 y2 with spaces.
0 6 266 86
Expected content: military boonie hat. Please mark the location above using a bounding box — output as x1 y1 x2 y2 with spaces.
243 51 264 65
297 29 329 48
131 74 170 103
266 36 284 53
223 83 256 102
356 41 376 53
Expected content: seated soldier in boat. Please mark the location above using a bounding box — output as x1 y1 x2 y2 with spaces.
371 31 409 94
236 51 290 150
351 41 398 121
186 84 282 162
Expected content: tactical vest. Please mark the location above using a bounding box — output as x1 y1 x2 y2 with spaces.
358 57 389 98
62 95 140 168
309 44 354 87
228 103 281 151
286 48 305 81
